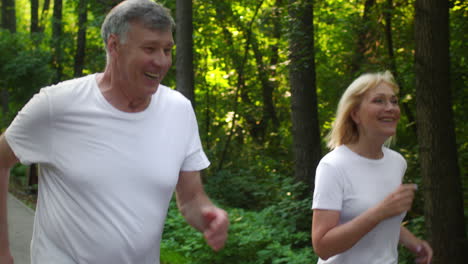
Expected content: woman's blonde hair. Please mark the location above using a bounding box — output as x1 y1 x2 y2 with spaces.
326 71 399 149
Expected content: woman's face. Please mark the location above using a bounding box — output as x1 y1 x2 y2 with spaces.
351 82 401 141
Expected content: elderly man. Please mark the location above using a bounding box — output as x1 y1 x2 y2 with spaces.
0 0 228 263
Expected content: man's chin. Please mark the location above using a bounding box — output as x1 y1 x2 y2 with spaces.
146 84 159 95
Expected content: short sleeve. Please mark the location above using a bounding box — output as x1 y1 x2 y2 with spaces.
5 88 53 165
399 154 407 181
312 162 344 211
180 103 210 171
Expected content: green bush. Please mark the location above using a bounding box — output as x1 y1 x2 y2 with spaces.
0 30 53 126
9 164 28 185
161 196 317 264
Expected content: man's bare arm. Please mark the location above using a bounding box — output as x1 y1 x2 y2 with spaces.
0 134 19 263
175 171 229 251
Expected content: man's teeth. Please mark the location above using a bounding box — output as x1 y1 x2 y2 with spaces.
380 118 394 122
145 72 160 79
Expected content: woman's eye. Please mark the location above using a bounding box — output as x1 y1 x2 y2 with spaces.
373 98 384 103
144 47 155 53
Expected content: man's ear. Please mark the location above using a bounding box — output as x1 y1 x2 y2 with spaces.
107 34 120 57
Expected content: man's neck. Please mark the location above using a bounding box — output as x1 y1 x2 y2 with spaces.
96 72 152 113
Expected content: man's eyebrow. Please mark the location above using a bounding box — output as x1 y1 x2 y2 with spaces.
142 40 174 46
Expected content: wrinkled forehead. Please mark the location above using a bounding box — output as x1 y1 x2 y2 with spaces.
126 21 174 43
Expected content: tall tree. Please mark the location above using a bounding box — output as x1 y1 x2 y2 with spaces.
350 0 376 74
212 1 280 144
262 0 283 133
74 0 88 77
52 0 63 82
415 0 467 263
1 0 16 33
176 0 195 106
38 0 51 33
0 0 16 126
288 0 321 195
31 0 39 33
213 1 264 171
383 0 416 133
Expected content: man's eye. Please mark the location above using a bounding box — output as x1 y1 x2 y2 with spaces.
145 47 155 53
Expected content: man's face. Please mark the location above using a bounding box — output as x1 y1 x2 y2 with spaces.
111 22 174 98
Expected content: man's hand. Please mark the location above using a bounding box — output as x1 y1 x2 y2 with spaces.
175 171 229 251
202 207 229 251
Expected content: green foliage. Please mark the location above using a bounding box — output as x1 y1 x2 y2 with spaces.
205 156 297 210
162 196 317 264
0 30 53 125
450 0 468 214
10 164 28 185
163 150 316 263
4 0 467 262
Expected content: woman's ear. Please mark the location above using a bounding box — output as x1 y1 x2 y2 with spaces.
350 107 360 125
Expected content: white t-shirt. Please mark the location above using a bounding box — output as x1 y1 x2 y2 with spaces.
5 74 210 264
312 145 407 264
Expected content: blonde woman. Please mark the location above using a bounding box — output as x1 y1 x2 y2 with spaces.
311 71 432 263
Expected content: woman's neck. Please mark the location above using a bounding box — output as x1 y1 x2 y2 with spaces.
346 140 384 159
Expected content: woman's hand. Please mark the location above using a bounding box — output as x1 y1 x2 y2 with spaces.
411 240 433 264
374 184 417 221
400 227 432 264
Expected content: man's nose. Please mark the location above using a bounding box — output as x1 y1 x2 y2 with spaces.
152 51 169 67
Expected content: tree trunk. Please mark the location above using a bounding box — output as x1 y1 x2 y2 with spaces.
288 0 321 196
415 0 467 263
38 0 51 33
249 1 282 138
52 0 63 82
1 0 16 33
265 0 282 131
74 0 88 77
213 1 263 171
27 164 38 194
0 0 15 126
383 0 416 134
214 1 268 143
30 0 39 33
252 38 278 135
349 0 376 74
176 0 195 106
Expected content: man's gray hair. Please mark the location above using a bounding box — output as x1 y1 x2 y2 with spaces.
101 0 175 48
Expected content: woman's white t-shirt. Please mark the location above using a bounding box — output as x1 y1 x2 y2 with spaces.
312 145 407 264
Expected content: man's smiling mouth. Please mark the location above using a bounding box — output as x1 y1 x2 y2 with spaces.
144 72 160 80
